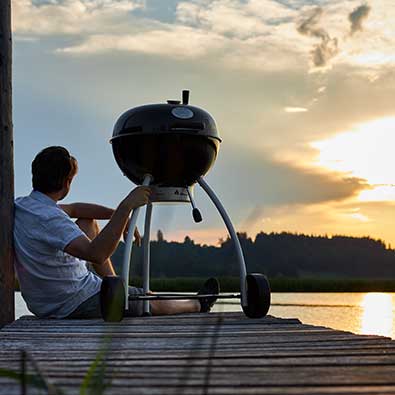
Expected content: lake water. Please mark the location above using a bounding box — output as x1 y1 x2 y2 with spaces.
15 292 395 339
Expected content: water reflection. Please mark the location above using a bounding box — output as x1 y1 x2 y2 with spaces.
360 293 393 337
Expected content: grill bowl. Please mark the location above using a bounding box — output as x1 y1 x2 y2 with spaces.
111 99 221 186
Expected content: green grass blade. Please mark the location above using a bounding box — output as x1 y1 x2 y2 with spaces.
80 339 112 395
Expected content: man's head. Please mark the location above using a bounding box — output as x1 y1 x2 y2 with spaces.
32 146 78 199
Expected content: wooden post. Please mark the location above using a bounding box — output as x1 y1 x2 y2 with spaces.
0 0 14 326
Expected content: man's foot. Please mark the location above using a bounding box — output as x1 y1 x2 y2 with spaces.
197 278 220 313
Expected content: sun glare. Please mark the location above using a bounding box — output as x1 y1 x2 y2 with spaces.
311 117 395 202
360 293 393 337
359 185 395 202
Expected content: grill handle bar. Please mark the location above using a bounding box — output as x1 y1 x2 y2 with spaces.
129 293 241 301
122 174 153 309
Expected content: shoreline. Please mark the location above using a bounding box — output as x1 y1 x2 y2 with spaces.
127 277 395 293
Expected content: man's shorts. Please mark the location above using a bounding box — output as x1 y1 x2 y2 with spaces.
66 286 145 319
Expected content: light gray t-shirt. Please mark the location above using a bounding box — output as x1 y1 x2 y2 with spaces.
14 190 102 318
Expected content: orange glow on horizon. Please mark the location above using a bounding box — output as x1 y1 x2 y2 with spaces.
163 228 228 246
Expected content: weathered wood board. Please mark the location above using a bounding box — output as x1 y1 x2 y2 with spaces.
1 312 395 394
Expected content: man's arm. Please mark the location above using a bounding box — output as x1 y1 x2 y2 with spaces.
64 187 150 265
60 203 114 219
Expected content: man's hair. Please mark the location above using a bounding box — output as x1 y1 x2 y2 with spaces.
32 146 78 193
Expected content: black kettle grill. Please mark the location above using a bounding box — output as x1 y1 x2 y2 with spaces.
111 90 221 187
100 91 271 322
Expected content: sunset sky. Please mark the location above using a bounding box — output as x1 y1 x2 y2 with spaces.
11 0 395 246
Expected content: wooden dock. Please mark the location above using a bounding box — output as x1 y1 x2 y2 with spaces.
1 312 395 394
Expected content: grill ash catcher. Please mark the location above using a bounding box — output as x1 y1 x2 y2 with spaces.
100 91 271 322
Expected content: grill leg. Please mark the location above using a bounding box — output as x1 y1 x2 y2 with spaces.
198 177 248 307
142 203 153 315
122 175 153 309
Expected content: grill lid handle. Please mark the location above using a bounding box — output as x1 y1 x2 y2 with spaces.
187 187 202 223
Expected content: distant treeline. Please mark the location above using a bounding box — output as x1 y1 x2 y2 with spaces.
111 231 395 280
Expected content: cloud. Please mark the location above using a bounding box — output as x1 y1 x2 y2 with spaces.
13 0 144 35
12 0 395 76
284 107 308 113
205 141 369 234
213 144 367 208
296 7 339 71
176 0 294 39
349 3 371 35
12 0 306 71
346 212 370 222
58 27 226 57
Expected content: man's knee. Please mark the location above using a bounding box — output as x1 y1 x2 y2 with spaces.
76 218 100 239
76 218 97 228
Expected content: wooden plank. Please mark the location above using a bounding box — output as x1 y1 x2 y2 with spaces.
1 339 392 352
0 329 389 341
4 338 386 349
3 348 395 363
1 385 395 395
1 365 394 385
0 0 14 327
12 312 301 324
2 347 395 361
3 354 395 368
1 328 389 342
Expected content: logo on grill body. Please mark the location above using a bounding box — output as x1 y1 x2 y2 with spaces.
171 107 194 119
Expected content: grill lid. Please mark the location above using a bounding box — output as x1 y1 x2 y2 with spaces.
111 91 221 142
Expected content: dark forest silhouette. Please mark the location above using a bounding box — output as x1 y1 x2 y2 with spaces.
111 231 395 280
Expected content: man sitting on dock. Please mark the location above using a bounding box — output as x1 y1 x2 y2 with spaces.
14 146 219 319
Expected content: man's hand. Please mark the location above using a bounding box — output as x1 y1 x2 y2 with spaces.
123 223 142 246
122 186 151 211
121 186 150 246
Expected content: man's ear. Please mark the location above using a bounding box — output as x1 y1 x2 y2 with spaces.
65 176 73 189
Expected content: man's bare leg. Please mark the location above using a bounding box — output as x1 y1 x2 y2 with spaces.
150 299 200 315
76 218 115 277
